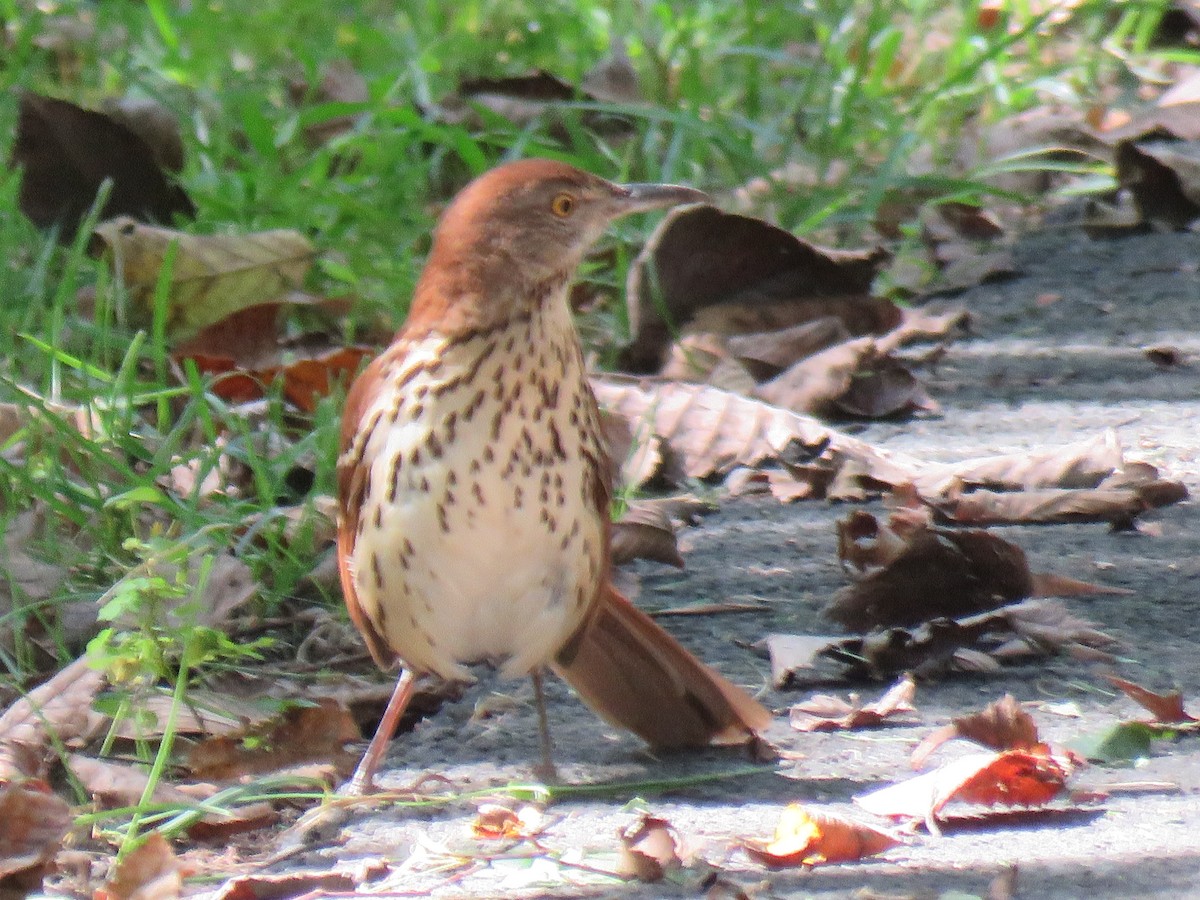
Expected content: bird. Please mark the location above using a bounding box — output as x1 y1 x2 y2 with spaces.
336 158 770 793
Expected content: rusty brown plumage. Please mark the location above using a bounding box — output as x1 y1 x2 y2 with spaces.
337 159 769 791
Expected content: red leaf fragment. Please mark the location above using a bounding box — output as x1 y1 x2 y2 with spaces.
743 804 901 868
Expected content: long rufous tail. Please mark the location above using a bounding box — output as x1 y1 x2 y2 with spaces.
552 583 771 749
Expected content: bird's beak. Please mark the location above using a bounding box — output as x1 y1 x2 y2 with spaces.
610 182 709 217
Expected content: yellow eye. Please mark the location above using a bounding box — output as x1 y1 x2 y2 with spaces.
550 193 575 217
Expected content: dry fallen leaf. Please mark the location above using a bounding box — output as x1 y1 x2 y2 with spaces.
95 833 182 900
1105 676 1198 725
743 804 901 867
855 747 1076 835
763 633 847 688
10 92 195 243
611 501 685 568
815 598 1118 681
755 336 936 419
617 814 683 882
789 675 917 732
592 377 919 488
93 218 316 341
824 523 1033 632
471 803 545 840
0 656 105 781
624 204 889 373
0 781 72 886
911 694 1041 769
185 699 360 781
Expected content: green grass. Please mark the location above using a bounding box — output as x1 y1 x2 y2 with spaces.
0 0 1191 847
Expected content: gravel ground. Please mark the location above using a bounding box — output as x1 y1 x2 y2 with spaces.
224 226 1200 899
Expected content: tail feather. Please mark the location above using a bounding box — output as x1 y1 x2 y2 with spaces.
553 584 771 749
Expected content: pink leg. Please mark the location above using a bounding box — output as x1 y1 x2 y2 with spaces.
344 668 416 796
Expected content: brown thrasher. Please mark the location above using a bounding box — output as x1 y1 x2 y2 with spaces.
337 159 770 792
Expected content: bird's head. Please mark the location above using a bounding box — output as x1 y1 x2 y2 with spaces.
406 159 707 336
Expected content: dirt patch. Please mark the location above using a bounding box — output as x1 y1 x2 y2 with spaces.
257 227 1200 898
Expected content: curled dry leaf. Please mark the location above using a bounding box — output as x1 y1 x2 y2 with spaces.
617 814 683 882
592 377 919 488
95 833 182 900
10 92 195 243
855 748 1076 835
1105 676 1198 725
0 781 72 883
824 522 1034 632
789 675 917 732
623 203 889 373
611 501 684 568
1114 138 1200 229
755 336 936 419
726 316 851 379
911 695 1040 769
764 633 846 689
92 218 316 341
836 507 920 574
742 804 901 868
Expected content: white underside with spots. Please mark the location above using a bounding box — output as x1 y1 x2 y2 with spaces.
345 301 606 682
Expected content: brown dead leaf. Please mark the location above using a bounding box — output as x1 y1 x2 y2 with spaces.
824 526 1033 632
101 97 186 174
836 508 925 574
288 58 370 147
95 833 182 900
617 815 682 882
0 656 105 781
1028 571 1132 598
208 865 386 900
1105 676 1197 724
0 781 72 884
185 699 359 781
817 597 1117 681
92 218 316 341
1115 138 1200 228
764 633 846 688
756 336 936 419
855 748 1075 835
1 508 71 658
68 754 196 809
471 803 545 840
743 804 901 868
611 502 684 568
789 675 916 732
437 59 637 140
183 341 372 413
726 317 851 379
917 431 1125 496
624 204 889 373
932 248 1018 295
938 483 1186 527
109 689 276 741
911 695 1040 769
9 92 195 243
592 377 919 489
